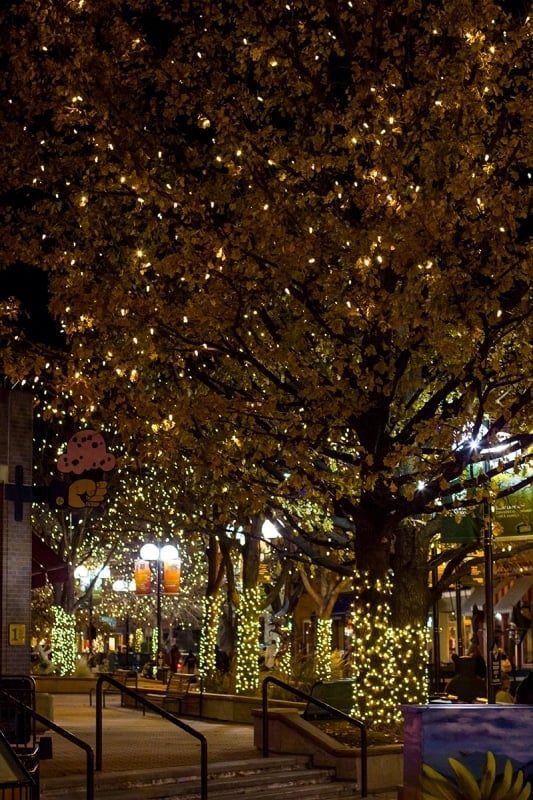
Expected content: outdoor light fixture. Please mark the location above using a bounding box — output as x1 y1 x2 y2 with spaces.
111 579 136 592
135 543 180 652
262 519 281 540
111 579 136 667
74 564 111 652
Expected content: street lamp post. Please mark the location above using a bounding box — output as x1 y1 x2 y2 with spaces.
112 579 136 668
74 565 111 653
139 543 179 654
483 495 499 704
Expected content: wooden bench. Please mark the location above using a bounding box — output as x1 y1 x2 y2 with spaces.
143 673 202 716
89 669 139 708
302 679 355 720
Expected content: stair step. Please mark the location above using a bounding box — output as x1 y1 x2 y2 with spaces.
85 781 357 800
40 756 359 800
40 756 309 796
89 769 341 800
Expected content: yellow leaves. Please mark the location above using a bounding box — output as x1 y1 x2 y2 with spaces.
474 486 489 503
403 484 416 502
249 45 267 63
0 0 531 557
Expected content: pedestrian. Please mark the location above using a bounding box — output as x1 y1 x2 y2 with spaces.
215 645 230 673
515 671 533 704
467 641 487 679
263 641 277 670
170 642 181 673
185 650 197 674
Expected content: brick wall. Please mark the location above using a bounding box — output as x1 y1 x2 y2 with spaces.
0 389 33 675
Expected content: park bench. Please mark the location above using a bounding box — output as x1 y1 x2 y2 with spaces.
302 679 356 720
143 672 203 717
89 669 139 708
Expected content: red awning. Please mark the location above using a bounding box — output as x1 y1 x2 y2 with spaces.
32 534 69 588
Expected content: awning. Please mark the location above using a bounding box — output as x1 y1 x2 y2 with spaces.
494 576 533 615
462 585 485 615
462 582 509 616
32 534 69 588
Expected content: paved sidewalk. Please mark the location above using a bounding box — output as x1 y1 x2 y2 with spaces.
39 693 398 799
39 694 258 780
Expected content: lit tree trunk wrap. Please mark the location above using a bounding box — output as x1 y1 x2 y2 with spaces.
200 593 222 680
235 586 263 694
391 623 430 710
389 519 434 707
350 571 398 726
51 605 76 676
134 628 143 653
348 510 429 723
315 617 333 682
277 624 293 681
350 568 430 726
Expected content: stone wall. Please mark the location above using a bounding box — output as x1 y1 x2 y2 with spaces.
253 707 403 789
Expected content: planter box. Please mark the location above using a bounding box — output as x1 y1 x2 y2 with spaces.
35 692 54 732
200 693 304 724
34 676 96 694
33 678 299 725
253 707 403 790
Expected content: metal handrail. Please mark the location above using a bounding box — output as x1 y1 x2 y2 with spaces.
95 674 208 800
0 689 94 800
261 676 367 797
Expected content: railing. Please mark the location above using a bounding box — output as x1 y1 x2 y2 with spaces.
261 676 368 797
0 782 32 800
0 688 94 800
0 729 34 800
0 677 36 753
95 674 209 800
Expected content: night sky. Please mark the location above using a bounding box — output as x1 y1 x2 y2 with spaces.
0 263 63 347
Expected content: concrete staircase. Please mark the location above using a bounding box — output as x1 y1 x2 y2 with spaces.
40 755 360 799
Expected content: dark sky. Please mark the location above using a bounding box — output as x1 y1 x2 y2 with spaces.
0 263 64 347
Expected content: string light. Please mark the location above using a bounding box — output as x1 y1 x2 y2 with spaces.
349 572 429 727
235 587 263 694
315 618 333 681
200 594 222 684
51 606 77 675
134 628 143 653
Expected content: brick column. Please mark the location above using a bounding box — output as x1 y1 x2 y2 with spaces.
0 389 33 675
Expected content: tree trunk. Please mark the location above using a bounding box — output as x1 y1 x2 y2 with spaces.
350 511 431 723
390 520 433 629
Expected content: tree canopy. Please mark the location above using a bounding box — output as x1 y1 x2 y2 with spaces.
1 0 532 719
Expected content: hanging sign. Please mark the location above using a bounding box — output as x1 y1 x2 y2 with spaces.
163 559 180 594
49 429 116 510
493 482 533 541
134 559 151 595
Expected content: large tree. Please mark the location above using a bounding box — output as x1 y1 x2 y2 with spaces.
1 0 532 722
